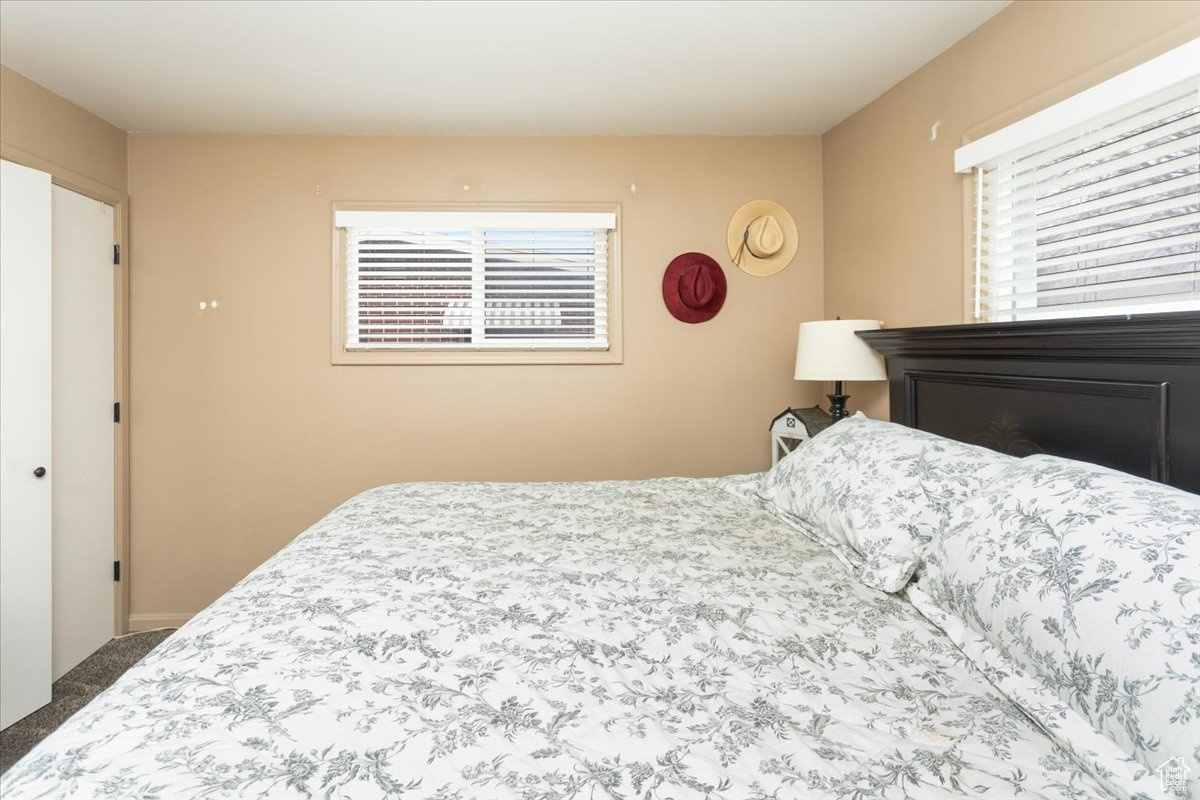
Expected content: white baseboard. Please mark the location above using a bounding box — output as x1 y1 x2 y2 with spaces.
127 613 192 631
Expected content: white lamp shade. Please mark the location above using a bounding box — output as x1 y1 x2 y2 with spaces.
794 319 886 382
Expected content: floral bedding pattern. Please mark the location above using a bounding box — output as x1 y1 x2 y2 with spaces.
2 477 1114 799
915 455 1200 800
754 415 1015 592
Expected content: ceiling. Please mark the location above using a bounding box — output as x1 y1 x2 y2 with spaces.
0 0 1010 136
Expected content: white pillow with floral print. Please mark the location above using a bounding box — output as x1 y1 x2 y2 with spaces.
755 414 1015 592
918 454 1200 799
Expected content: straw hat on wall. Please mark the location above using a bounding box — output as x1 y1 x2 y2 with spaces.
726 200 798 276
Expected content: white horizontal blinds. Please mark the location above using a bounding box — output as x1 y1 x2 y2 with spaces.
974 77 1200 322
340 211 614 350
347 229 474 347
478 228 607 344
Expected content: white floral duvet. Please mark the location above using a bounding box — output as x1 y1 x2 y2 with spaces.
1 478 1116 799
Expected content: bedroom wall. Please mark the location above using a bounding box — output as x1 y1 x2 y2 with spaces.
0 64 127 194
126 134 823 623
822 0 1200 419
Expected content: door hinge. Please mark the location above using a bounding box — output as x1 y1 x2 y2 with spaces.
113 244 120 265
114 402 121 423
113 560 120 581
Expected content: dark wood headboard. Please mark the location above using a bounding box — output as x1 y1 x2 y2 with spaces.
859 312 1200 494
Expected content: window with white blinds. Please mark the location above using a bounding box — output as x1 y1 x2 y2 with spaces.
334 210 616 357
957 40 1199 322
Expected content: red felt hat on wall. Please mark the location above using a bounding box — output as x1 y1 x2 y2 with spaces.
662 252 727 324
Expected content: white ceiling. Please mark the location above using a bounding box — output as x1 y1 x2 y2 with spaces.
0 0 1010 135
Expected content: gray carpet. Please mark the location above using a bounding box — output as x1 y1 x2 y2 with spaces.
0 629 175 774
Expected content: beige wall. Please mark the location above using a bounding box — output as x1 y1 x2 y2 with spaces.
0 64 127 195
127 134 823 620
822 0 1200 419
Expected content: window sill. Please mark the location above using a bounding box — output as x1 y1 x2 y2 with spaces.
331 346 623 366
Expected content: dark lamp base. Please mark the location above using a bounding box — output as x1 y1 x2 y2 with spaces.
827 379 850 421
827 393 851 422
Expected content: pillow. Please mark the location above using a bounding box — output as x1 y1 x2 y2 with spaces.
755 414 1014 592
916 454 1200 799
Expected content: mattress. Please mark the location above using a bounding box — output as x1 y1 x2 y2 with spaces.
1 477 1114 799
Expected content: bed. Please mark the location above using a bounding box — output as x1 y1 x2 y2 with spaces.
2 313 1197 800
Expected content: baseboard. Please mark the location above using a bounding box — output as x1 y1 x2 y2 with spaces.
127 613 192 631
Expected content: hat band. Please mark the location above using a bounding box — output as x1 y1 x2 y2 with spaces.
746 237 782 259
678 265 716 309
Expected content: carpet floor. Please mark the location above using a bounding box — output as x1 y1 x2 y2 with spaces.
0 629 175 774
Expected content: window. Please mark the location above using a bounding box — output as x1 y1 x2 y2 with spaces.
956 40 1199 323
332 206 620 364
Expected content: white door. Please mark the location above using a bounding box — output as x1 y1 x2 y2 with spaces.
0 159 53 729
51 185 115 680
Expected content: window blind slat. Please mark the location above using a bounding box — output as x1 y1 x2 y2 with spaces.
999 100 1198 182
1017 125 1198 183
985 254 1197 291
1038 186 1198 230
988 291 1197 321
992 150 1198 214
355 283 605 291
987 229 1198 270
349 339 610 350
355 269 605 277
988 210 1199 258
985 268 1197 304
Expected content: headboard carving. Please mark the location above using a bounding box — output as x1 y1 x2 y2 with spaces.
859 312 1199 494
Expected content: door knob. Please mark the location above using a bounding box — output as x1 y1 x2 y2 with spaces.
33 467 46 478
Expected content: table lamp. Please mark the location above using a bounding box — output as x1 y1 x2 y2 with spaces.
794 319 886 421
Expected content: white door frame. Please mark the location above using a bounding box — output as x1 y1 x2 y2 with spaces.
1 143 131 635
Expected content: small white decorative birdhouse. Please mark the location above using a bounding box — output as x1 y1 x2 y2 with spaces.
770 406 832 465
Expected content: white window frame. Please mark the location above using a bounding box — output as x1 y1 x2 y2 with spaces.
331 202 622 365
956 38 1200 323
